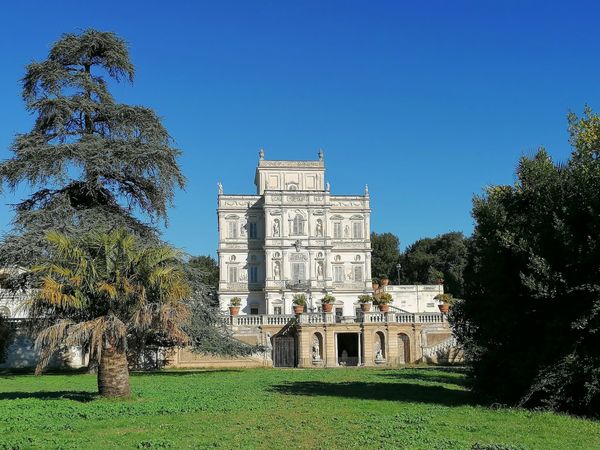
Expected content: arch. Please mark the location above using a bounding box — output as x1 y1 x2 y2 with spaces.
0 306 10 318
398 333 410 364
375 331 386 360
312 332 324 363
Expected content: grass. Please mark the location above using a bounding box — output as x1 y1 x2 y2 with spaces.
0 367 598 449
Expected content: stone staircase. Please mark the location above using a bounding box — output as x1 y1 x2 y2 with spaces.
422 336 462 364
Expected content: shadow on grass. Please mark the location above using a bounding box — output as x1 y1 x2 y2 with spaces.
377 370 471 388
270 380 479 407
0 390 96 402
131 368 243 376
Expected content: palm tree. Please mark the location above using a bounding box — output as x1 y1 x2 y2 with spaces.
29 229 191 397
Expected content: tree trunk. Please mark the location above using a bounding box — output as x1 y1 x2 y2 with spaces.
97 346 130 398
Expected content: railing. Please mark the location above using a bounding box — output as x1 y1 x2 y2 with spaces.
220 311 446 327
422 336 458 357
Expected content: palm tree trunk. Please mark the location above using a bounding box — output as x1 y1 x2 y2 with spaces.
97 346 130 397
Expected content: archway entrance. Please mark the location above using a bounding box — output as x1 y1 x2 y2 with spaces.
336 333 361 366
398 333 410 364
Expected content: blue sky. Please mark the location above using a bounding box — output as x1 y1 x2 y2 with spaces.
1 1 599 256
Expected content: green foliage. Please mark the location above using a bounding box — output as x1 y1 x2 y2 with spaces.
374 292 393 304
229 297 241 307
453 108 600 418
29 229 191 374
292 294 307 306
358 294 373 304
0 368 597 449
0 29 184 267
434 293 455 305
321 294 336 304
187 255 219 290
401 232 469 296
0 315 16 363
182 264 257 357
370 232 401 282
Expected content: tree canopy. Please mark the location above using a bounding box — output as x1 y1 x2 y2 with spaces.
452 107 600 417
400 232 469 296
0 29 184 266
370 232 401 281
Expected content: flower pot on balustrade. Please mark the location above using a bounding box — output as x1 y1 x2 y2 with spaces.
293 305 305 315
372 282 379 290
322 303 333 313
229 306 240 316
438 303 450 314
378 303 390 312
380 278 389 287
360 303 372 312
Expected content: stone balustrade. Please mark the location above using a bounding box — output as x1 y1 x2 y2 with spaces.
221 311 446 327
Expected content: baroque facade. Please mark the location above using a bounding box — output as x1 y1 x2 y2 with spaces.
217 149 372 317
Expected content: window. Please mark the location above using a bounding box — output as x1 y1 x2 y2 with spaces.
333 222 342 239
249 222 257 239
352 221 362 239
274 306 282 315
227 221 238 239
354 266 363 282
228 266 238 282
333 265 343 282
250 305 259 315
249 266 258 283
292 214 304 235
291 263 306 282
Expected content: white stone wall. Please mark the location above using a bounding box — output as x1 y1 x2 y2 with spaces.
383 285 444 313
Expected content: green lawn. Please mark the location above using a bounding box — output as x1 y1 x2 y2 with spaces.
0 368 598 449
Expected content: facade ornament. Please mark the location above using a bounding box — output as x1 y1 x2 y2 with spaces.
344 224 350 238
217 182 223 195
259 148 265 160
312 335 321 362
273 261 280 279
317 261 324 278
292 239 302 252
315 219 323 237
272 219 280 237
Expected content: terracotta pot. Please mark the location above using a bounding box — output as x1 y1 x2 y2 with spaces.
360 303 372 312
381 278 390 286
438 303 450 314
293 305 305 314
322 303 333 313
436 278 444 285
372 282 379 290
378 303 389 312
229 306 240 316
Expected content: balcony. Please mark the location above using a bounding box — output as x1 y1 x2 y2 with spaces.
221 311 447 328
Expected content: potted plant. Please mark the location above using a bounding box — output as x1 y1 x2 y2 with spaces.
371 277 380 290
434 293 453 314
374 292 393 312
292 293 306 314
358 294 373 312
229 297 241 315
321 294 336 313
379 274 390 286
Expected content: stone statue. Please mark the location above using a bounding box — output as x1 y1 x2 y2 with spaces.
240 222 246 236
375 349 384 363
273 261 280 279
344 224 350 238
365 184 369 195
315 219 323 237
217 182 223 195
272 219 280 237
312 336 321 361
317 261 323 278
259 148 265 160
318 148 324 161
325 181 330 192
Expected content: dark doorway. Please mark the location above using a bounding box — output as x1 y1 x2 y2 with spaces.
337 333 360 366
273 335 297 367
